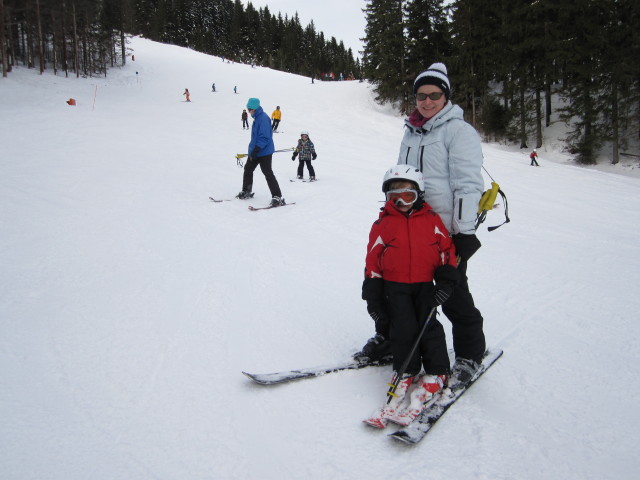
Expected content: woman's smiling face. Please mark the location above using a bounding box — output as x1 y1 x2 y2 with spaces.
415 85 446 118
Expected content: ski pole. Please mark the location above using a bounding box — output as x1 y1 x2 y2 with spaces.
386 306 437 403
235 148 294 158
235 148 296 167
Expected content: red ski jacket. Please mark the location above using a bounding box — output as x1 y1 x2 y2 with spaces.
365 201 457 284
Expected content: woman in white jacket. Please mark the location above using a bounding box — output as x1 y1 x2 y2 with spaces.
358 63 486 391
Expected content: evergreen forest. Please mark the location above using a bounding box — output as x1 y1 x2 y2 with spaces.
0 0 359 83
2 0 639 163
363 0 640 163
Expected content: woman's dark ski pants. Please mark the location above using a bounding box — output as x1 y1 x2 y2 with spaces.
441 259 486 364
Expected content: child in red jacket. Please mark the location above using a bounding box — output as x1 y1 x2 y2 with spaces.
362 165 459 428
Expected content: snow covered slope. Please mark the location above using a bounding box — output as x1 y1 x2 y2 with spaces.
1 37 639 480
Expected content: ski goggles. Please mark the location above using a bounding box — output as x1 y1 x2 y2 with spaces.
386 188 418 206
416 91 444 101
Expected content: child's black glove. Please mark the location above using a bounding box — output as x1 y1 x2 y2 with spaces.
292 152 297 161
433 283 454 306
312 153 317 160
430 264 459 307
453 233 481 261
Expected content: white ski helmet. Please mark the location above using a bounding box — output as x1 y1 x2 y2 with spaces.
300 130 309 136
382 165 425 193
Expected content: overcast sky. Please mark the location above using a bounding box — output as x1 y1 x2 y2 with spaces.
242 1 368 56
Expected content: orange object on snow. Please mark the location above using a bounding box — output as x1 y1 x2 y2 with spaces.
66 98 76 106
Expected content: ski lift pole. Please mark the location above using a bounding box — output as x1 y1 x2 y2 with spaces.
386 306 437 403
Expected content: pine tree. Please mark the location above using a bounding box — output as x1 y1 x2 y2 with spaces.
362 0 407 108
448 0 501 126
403 0 451 112
556 0 608 164
597 0 638 164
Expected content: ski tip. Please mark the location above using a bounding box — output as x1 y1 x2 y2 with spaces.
241 371 269 384
363 417 388 429
388 431 417 445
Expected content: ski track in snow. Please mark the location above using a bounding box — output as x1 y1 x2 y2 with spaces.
2 36 640 480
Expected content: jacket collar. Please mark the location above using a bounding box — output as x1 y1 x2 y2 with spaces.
380 199 433 218
404 102 458 133
251 106 264 118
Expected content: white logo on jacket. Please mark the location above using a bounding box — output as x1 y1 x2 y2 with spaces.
369 235 385 252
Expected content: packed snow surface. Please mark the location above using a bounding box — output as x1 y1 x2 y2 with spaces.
1 37 639 480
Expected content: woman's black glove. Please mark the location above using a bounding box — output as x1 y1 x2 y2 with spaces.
453 233 481 261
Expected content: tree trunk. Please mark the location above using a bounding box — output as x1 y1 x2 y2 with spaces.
36 0 45 73
0 0 7 77
61 2 68 77
544 81 551 127
26 6 34 68
470 64 476 127
73 3 79 77
51 11 57 75
611 83 619 165
519 84 527 149
120 28 126 66
5 3 13 72
535 88 542 148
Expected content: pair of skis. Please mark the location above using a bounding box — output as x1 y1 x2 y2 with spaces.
243 348 502 444
209 196 295 210
368 349 503 444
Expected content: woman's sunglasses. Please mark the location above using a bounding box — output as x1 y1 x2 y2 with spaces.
416 92 444 101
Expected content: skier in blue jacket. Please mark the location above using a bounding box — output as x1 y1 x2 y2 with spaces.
236 98 285 207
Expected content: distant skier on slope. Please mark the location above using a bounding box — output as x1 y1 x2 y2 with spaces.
530 149 540 166
241 109 249 130
271 106 281 132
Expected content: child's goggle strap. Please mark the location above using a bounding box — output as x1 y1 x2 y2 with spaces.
386 188 418 205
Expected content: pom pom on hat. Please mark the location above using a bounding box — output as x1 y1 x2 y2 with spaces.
246 97 261 109
413 63 451 99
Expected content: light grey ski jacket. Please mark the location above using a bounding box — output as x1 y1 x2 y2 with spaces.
397 102 484 235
